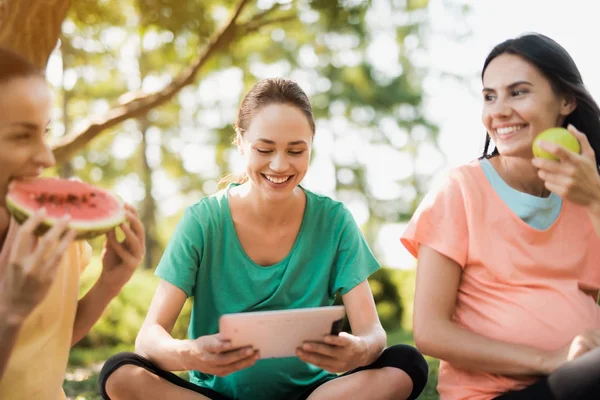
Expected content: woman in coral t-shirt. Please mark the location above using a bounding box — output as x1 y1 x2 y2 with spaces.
402 33 600 400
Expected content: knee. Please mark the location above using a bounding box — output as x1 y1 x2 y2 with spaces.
380 345 429 399
99 352 148 400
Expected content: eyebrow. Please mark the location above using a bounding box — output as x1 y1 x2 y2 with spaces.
257 138 308 146
482 80 533 92
8 122 40 130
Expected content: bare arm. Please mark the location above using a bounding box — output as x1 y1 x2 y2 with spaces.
71 280 122 345
135 280 191 371
72 205 145 346
342 280 387 366
413 245 563 376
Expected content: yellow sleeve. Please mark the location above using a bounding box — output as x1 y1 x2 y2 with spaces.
77 240 93 273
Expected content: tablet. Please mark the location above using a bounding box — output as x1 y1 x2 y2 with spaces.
219 306 346 359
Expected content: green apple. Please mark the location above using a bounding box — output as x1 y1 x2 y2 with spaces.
532 127 581 161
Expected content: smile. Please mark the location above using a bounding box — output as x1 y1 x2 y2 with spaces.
495 125 526 135
262 174 292 184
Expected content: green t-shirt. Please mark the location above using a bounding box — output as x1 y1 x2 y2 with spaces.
155 184 380 400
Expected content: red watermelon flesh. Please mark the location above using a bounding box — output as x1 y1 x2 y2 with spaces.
6 178 126 239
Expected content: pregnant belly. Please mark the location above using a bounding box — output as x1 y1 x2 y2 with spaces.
455 286 600 350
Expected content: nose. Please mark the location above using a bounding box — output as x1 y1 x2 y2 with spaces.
270 152 289 172
489 98 512 119
33 140 56 169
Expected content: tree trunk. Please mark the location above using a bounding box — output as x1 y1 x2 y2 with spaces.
139 118 158 270
58 38 74 178
0 0 70 69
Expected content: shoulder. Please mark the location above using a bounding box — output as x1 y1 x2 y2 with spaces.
304 187 352 222
185 187 230 224
426 161 483 200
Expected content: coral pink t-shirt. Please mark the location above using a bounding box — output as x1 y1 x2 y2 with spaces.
401 161 600 400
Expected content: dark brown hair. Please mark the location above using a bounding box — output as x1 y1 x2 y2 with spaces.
218 78 315 188
0 47 44 84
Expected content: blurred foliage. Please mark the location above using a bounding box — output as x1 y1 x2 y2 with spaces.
76 257 192 348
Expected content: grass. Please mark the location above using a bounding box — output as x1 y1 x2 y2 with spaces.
63 329 440 400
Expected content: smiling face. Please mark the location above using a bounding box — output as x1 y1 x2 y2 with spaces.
238 103 313 201
0 76 55 205
481 53 576 158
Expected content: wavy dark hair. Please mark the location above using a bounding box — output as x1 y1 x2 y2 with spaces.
480 33 600 169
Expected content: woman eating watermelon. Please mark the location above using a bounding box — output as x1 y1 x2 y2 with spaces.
0 47 146 400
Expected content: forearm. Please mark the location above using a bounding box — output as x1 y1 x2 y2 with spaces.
71 279 119 346
416 320 553 376
135 324 191 372
0 315 23 381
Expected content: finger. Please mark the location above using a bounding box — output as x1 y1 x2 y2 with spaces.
216 347 258 367
301 342 339 358
567 124 594 158
532 157 564 174
543 181 566 198
18 208 47 234
323 333 353 346
106 232 138 266
11 208 48 253
296 348 336 369
537 170 573 186
120 222 143 258
223 351 260 371
124 208 144 238
124 203 140 217
214 352 260 376
203 336 232 354
537 139 581 164
31 216 71 270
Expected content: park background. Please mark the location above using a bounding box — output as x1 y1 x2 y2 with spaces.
2 0 599 398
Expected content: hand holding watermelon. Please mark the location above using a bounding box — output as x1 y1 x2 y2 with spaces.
0 209 77 325
98 204 146 296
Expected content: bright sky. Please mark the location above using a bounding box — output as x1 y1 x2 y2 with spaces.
379 0 600 268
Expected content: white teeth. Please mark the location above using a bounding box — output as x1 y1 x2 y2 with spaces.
496 125 525 135
265 175 291 184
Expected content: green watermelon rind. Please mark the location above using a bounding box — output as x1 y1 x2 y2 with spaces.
5 187 127 241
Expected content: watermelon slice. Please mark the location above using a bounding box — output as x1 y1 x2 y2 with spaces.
6 178 126 240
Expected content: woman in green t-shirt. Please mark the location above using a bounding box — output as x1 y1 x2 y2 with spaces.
99 78 428 400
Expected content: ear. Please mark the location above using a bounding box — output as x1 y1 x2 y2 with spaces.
560 95 577 116
235 131 244 155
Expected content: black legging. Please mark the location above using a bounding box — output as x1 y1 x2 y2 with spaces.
494 347 600 400
98 344 428 400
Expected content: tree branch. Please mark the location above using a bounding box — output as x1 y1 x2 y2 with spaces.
51 0 253 164
240 14 298 35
